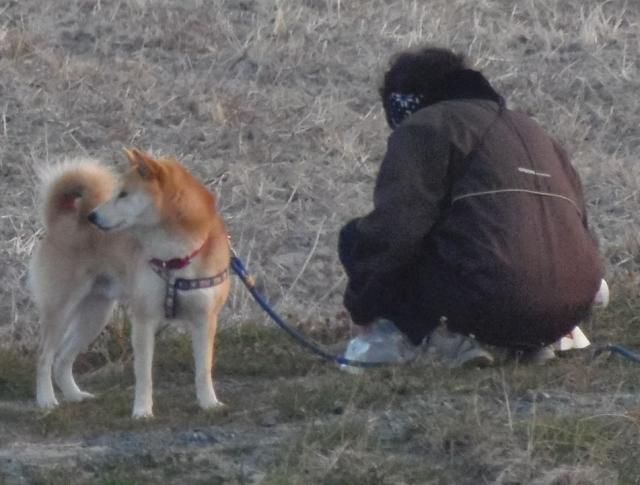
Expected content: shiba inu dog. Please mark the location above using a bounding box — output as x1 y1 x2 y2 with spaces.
30 149 230 418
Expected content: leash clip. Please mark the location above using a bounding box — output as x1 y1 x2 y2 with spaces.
228 235 257 288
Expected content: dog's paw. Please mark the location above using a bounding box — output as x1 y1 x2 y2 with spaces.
65 390 96 402
37 396 60 410
132 407 154 419
199 399 225 411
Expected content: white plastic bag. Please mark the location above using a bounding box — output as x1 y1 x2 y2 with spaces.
340 319 418 373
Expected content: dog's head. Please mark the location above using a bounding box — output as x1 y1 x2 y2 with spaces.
88 149 166 231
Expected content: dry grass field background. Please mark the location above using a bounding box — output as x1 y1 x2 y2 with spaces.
1 0 640 483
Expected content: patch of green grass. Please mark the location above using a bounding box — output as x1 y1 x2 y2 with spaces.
215 324 324 378
30 380 240 437
150 323 329 379
34 387 139 437
0 348 35 400
268 368 412 421
153 334 194 375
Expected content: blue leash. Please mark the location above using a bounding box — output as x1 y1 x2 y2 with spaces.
594 344 640 363
229 252 388 368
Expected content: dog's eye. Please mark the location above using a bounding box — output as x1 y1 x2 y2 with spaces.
118 190 128 199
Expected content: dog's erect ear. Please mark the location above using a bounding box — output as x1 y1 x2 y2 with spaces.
124 148 159 180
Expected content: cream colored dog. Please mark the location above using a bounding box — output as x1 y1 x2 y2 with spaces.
30 149 230 418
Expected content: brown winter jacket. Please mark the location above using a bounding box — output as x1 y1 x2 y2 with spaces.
339 99 603 348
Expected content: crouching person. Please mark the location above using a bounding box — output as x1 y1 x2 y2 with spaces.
339 46 606 368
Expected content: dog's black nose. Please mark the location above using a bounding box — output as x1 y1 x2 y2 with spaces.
88 211 97 224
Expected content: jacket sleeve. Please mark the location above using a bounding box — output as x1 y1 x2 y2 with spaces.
339 123 451 324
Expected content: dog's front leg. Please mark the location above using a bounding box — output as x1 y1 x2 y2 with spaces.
191 310 222 410
131 319 159 418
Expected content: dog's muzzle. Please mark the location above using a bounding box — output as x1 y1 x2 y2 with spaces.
88 211 121 231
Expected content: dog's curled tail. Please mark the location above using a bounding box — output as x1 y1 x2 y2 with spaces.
37 158 117 229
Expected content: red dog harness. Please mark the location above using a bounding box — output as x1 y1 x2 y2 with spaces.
149 239 228 318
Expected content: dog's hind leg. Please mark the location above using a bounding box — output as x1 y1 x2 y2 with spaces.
191 310 223 410
54 293 115 402
36 307 72 409
35 275 94 409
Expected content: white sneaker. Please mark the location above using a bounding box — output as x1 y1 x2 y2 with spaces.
428 327 494 368
340 319 418 373
553 325 591 351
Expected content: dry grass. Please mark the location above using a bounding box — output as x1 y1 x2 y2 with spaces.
1 0 640 482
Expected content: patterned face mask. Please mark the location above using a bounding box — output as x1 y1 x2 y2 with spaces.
387 92 426 128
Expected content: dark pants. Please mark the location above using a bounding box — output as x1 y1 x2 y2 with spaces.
347 255 590 350
339 220 592 350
